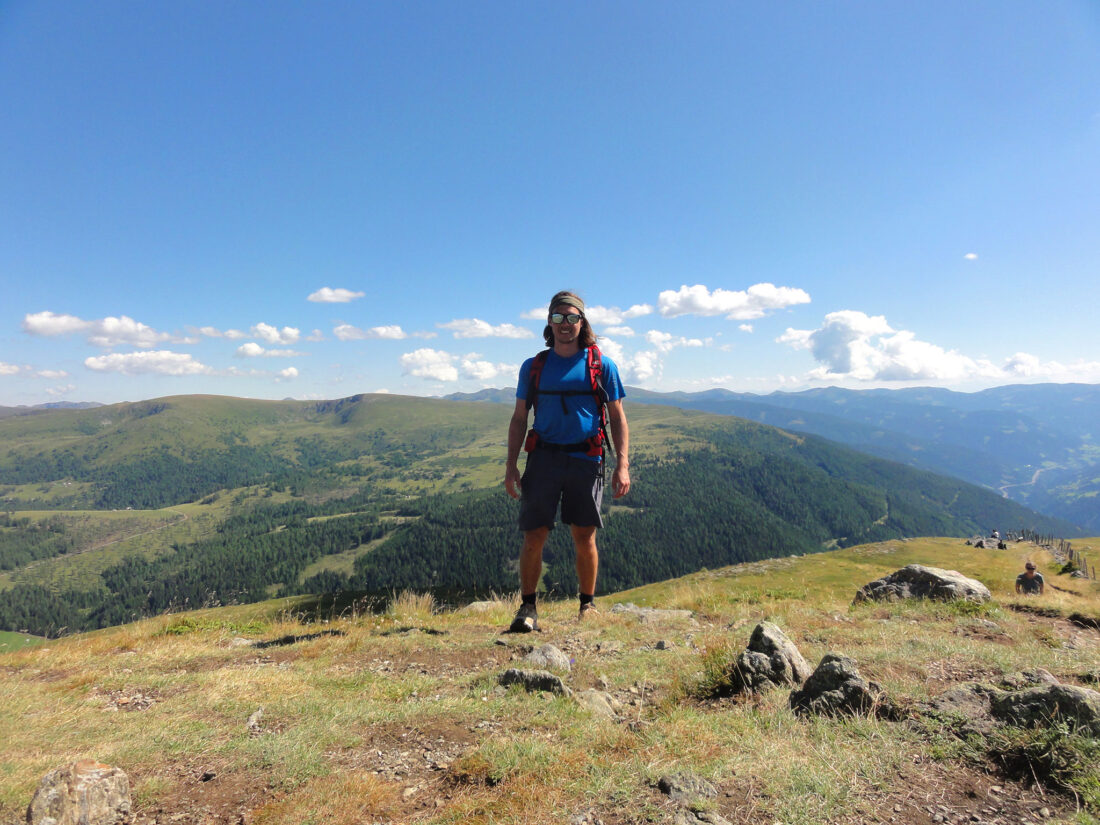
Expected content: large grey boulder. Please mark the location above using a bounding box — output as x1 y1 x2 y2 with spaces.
731 622 812 693
991 684 1100 735
789 654 890 718
27 760 131 825
854 564 991 604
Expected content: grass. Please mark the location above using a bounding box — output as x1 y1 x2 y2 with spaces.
1 537 1098 824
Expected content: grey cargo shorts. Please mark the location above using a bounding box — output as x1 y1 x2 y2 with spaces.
518 448 604 530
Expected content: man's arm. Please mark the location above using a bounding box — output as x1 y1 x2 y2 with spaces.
505 398 529 499
607 399 630 499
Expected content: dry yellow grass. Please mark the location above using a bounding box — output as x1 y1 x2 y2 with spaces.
1 537 1098 824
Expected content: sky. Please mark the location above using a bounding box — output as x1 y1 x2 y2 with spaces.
2 1 1099 406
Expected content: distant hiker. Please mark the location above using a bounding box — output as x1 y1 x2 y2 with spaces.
1015 561 1044 596
991 529 1000 540
504 290 630 631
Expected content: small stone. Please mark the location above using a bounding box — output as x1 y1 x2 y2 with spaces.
403 786 417 799
525 644 572 672
656 640 672 650
1039 808 1051 819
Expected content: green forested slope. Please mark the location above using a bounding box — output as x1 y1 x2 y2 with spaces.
0 394 1079 636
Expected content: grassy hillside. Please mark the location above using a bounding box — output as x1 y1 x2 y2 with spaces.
626 383 1100 530
0 395 1080 637
1 538 1097 824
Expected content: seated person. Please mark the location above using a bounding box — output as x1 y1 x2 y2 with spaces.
1015 562 1044 596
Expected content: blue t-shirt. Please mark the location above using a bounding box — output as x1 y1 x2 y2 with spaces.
516 348 625 461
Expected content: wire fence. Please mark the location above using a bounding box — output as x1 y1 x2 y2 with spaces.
1013 528 1097 580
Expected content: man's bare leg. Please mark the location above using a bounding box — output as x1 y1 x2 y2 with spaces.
519 527 550 594
572 525 598 617
509 527 550 632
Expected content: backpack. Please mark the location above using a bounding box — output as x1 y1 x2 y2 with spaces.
523 345 612 459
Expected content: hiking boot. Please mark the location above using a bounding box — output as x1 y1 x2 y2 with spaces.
578 601 598 621
509 602 538 633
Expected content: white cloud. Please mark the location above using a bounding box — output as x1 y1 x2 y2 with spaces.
739 324 754 333
605 326 635 337
278 367 299 379
399 349 517 383
45 384 75 397
23 311 172 348
645 330 705 353
306 329 324 342
598 337 661 384
658 283 811 320
251 323 300 345
584 304 654 325
23 311 88 336
34 369 69 379
778 310 1001 382
460 357 517 381
308 287 365 303
85 350 212 376
333 323 408 341
438 319 535 339
400 348 459 382
964 253 978 260
0 362 20 376
225 329 247 339
198 326 223 337
1002 352 1100 382
236 343 302 358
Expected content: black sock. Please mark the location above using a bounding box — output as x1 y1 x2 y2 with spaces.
522 592 537 607
579 593 594 606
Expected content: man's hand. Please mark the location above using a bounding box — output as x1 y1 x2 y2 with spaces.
505 464 522 499
612 464 630 499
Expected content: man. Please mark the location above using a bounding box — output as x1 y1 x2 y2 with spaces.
504 290 630 631
1015 561 1044 596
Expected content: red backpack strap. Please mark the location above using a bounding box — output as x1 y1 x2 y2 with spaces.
584 346 613 458
524 350 549 411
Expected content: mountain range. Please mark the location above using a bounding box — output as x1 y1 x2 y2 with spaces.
0 391 1081 636
447 382 1100 530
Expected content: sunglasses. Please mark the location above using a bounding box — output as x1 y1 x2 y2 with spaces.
550 312 583 324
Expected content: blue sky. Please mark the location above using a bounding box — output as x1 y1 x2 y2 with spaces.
2 1 1099 406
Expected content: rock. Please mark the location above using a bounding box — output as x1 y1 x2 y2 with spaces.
246 707 264 735
595 641 622 654
853 564 991 604
460 600 497 613
735 622 813 693
923 683 1002 735
998 669 1058 690
574 689 619 719
673 809 732 825
655 640 673 650
658 772 717 803
610 602 693 623
27 760 131 825
524 644 571 672
497 668 571 696
990 684 1100 734
790 654 890 718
